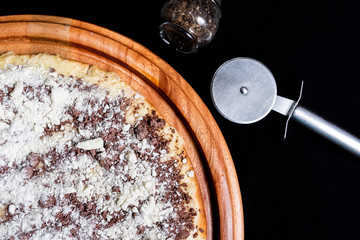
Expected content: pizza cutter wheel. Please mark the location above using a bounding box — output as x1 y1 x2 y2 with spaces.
211 57 360 157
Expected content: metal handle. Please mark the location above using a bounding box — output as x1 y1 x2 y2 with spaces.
292 106 360 157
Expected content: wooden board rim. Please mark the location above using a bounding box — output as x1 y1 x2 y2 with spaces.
0 14 244 240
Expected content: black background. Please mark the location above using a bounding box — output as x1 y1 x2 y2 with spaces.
2 1 360 239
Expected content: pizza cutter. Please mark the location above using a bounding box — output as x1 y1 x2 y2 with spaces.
210 57 360 157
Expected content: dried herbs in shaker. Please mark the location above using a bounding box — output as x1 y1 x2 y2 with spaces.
160 0 222 54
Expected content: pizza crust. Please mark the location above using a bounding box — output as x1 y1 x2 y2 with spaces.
0 52 206 240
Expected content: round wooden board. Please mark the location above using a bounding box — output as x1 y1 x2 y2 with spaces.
0 15 244 240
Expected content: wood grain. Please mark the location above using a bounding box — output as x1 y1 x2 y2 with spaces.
0 15 244 240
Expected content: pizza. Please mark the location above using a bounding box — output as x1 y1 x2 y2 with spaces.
0 53 206 239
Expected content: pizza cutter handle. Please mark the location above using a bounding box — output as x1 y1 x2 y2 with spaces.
292 106 360 157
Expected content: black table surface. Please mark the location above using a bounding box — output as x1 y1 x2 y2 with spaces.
2 1 360 239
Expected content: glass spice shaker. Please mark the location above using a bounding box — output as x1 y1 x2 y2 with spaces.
159 0 222 54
